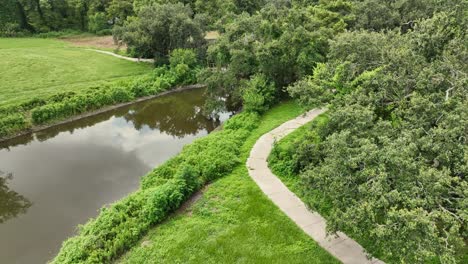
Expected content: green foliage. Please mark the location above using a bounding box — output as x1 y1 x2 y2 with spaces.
222 111 260 130
108 0 135 25
52 110 262 263
347 0 462 31
169 49 198 69
113 3 206 60
0 113 29 138
286 7 467 263
88 12 110 33
30 86 134 124
201 1 347 109
269 114 329 177
0 23 29 37
242 74 276 113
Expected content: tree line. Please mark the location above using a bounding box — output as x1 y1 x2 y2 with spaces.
1 0 466 262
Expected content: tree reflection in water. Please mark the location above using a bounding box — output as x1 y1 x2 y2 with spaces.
0 170 32 223
123 90 220 138
0 88 229 149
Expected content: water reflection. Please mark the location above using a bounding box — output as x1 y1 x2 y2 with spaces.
125 94 220 137
0 88 222 149
0 88 232 263
0 171 32 224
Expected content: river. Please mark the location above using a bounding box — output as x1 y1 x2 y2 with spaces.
0 88 231 263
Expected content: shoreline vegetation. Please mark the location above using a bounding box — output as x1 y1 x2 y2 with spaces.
0 84 204 143
2 0 466 263
0 42 201 141
51 102 339 263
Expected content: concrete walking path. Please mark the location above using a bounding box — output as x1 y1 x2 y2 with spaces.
246 109 384 264
86 49 155 63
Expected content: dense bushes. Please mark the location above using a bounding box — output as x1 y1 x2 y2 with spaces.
88 12 111 34
269 114 329 178
52 111 260 263
113 3 206 60
0 114 29 138
31 86 135 124
199 1 349 112
281 6 468 263
241 74 277 113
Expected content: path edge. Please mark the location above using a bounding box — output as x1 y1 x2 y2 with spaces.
246 108 384 264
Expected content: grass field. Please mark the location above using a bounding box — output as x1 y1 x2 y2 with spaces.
0 38 151 107
117 102 338 264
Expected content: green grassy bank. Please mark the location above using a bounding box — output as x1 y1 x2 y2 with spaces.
118 102 338 264
0 38 150 107
53 101 338 263
0 38 200 139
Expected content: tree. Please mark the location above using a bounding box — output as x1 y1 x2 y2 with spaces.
241 73 276 113
113 3 206 62
286 10 467 262
201 1 347 110
107 0 134 25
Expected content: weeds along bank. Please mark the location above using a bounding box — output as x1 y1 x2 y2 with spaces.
117 102 338 264
51 109 262 263
0 49 199 139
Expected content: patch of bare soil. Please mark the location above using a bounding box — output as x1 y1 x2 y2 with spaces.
63 36 126 50
205 31 220 40
175 184 210 216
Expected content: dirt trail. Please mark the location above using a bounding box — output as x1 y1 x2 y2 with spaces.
63 36 122 49
86 49 154 63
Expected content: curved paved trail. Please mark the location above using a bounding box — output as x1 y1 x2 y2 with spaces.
246 109 384 264
86 49 155 63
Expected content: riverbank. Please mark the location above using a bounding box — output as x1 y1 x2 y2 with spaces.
0 84 204 144
51 102 339 263
115 102 338 263
0 88 224 263
0 37 203 142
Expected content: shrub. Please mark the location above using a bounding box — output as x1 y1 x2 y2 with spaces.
171 63 198 85
0 105 21 116
3 61 201 137
19 97 47 111
52 111 260 263
35 30 84 39
169 49 198 68
0 114 29 138
96 29 112 36
0 23 30 37
88 12 110 34
242 74 277 113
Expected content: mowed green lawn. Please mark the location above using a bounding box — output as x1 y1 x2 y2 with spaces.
0 38 151 107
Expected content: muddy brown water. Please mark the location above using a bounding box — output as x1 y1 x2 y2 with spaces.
0 88 232 264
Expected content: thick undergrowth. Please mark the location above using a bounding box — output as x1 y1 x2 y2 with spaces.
52 111 261 263
117 101 338 264
269 113 468 263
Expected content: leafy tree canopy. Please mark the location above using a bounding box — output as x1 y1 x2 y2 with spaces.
113 3 206 61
